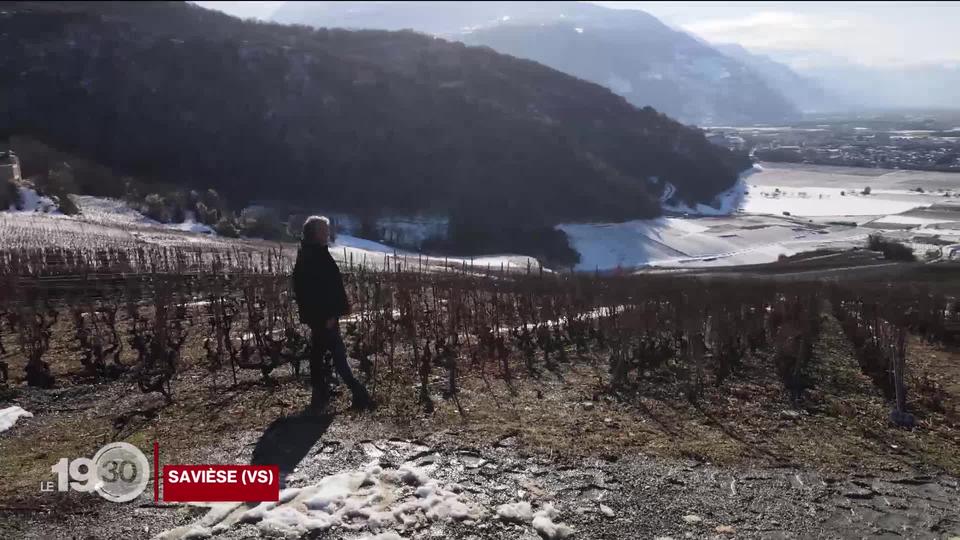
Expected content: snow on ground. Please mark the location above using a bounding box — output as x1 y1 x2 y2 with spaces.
327 213 448 250
532 503 576 540
8 187 60 213
559 216 867 271
330 235 540 273
662 165 756 217
166 219 215 234
69 196 214 234
0 406 33 433
742 186 933 217
664 163 955 220
563 163 960 271
7 161 956 273
751 162 960 192
71 195 158 226
2 201 538 273
157 459 572 540
495 501 574 539
868 214 954 226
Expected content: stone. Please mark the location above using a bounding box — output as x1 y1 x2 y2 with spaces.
844 488 875 500
716 525 736 534
599 504 615 518
682 514 703 525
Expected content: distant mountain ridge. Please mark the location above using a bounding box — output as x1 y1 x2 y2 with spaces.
272 1 801 125
1 1 750 262
713 43 840 114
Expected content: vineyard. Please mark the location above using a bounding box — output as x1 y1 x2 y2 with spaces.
2 243 958 427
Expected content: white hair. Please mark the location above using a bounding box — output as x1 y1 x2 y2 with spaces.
302 215 330 239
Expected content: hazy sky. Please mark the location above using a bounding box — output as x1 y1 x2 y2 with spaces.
195 1 960 67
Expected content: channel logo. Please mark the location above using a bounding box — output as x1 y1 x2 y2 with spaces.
42 442 279 503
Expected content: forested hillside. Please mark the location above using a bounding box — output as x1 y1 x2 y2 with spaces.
0 1 750 259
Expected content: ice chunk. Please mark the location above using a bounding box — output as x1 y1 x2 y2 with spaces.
496 501 534 523
533 503 575 539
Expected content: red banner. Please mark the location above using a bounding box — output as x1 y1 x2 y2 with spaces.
163 465 280 502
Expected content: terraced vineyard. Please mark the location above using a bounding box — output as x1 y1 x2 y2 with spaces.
2 239 957 419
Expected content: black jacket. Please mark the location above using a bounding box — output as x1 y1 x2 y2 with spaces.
292 241 349 327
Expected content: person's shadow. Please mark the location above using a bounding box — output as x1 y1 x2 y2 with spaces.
250 410 333 480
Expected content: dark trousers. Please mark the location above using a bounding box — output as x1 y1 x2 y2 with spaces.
309 325 369 405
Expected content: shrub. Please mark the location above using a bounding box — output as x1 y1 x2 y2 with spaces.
194 201 220 226
862 186 872 195
55 194 80 215
143 193 168 222
867 234 915 261
35 163 81 215
239 208 286 240
170 202 187 224
214 217 240 238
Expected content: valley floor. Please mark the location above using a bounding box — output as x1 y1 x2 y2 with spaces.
562 163 960 271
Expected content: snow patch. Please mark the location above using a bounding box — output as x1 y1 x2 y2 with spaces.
870 214 953 226
742 186 933 217
532 503 575 539
0 406 33 433
662 165 759 217
71 195 157 226
157 461 482 540
496 501 573 538
496 501 533 523
9 187 60 213
362 533 403 540
574 27 584 34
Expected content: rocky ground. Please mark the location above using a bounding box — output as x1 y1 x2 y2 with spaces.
3 427 959 539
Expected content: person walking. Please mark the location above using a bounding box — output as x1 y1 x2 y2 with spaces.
293 216 372 411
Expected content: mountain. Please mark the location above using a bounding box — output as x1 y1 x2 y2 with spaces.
0 1 750 261
804 63 960 112
713 44 840 114
752 48 960 112
272 1 800 126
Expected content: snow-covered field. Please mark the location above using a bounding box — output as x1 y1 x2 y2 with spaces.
559 215 868 271
561 163 960 271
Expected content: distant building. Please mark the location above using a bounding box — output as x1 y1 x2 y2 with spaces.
0 150 21 182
